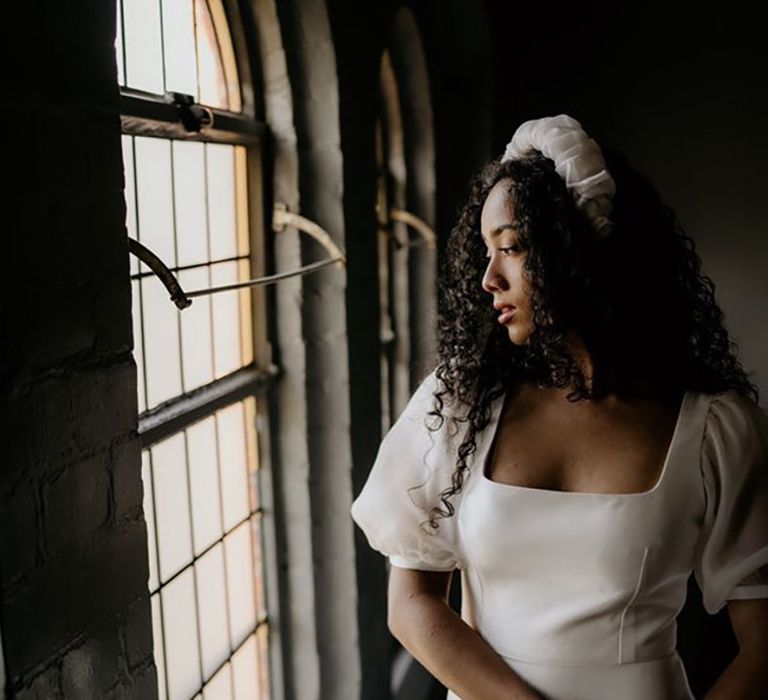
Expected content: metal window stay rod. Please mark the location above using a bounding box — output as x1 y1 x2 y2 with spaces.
128 205 436 310
388 208 437 250
128 203 347 310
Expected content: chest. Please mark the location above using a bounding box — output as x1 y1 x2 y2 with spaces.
484 392 684 495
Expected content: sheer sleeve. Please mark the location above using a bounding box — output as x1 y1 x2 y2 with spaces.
350 370 466 571
694 390 768 615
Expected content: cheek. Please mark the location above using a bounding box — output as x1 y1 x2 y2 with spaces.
513 268 533 304
508 258 530 286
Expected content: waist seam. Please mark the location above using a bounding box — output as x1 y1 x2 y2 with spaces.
497 649 681 669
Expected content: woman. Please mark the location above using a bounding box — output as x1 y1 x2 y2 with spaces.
350 115 768 699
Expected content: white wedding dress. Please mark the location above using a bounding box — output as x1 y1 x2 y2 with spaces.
351 371 768 700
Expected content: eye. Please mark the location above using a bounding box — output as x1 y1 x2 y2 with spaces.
484 242 523 259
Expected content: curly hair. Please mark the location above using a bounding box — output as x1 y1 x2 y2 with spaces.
425 151 758 529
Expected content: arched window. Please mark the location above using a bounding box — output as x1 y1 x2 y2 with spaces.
373 11 438 696
116 1 273 697
376 25 437 434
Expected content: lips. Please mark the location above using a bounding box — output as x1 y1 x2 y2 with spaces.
495 305 515 324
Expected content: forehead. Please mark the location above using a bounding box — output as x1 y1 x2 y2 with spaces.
480 178 517 239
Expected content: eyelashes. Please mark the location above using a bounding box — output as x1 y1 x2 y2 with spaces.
485 244 522 259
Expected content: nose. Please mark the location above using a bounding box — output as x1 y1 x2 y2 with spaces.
481 256 508 294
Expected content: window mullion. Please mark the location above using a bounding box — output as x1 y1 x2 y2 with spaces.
120 90 263 144
139 365 279 449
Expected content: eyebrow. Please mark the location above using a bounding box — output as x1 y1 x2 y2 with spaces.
481 223 518 243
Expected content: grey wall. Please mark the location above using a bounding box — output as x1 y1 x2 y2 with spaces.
488 1 768 399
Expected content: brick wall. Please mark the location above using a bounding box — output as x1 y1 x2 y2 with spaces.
2 1 155 697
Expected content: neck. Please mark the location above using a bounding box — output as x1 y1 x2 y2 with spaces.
563 330 598 389
562 332 679 402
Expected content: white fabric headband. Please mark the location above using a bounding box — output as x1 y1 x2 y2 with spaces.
501 114 616 237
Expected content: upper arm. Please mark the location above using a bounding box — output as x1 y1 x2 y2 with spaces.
695 392 768 616
387 565 454 632
727 597 768 659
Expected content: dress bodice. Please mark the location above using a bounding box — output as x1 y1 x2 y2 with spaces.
458 389 704 667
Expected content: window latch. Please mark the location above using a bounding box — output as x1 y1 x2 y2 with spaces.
169 92 214 132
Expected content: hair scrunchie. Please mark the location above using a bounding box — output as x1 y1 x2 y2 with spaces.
501 114 616 237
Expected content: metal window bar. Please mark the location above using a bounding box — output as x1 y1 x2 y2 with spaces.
145 417 267 694
128 203 346 310
192 618 269 698
149 509 263 596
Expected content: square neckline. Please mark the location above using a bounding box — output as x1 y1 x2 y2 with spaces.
479 389 691 498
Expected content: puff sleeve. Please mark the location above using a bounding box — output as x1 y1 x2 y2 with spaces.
694 390 768 615
350 370 466 571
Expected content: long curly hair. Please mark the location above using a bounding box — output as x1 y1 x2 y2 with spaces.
425 151 758 529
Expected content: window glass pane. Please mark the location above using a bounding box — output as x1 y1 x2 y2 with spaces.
162 568 202 699
151 593 168 700
203 663 232 700
142 451 159 591
115 0 126 85
122 136 141 276
131 280 147 414
252 516 266 620
195 0 229 109
234 147 254 368
224 521 256 648
210 262 241 379
231 635 258 700
207 0 242 112
234 146 249 257
238 258 254 368
151 433 193 582
161 0 198 97
244 397 259 511
206 144 237 261
178 267 214 392
187 416 222 553
173 141 208 268
141 274 183 407
195 543 230 679
135 137 176 268
217 402 249 531
123 0 164 94
257 624 269 699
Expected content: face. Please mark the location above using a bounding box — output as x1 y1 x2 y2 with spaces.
480 179 536 345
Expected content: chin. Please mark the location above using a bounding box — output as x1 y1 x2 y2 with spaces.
506 322 534 346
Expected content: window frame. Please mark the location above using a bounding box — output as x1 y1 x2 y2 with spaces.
117 0 281 697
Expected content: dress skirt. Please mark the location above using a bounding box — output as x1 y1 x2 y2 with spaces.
445 651 695 700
